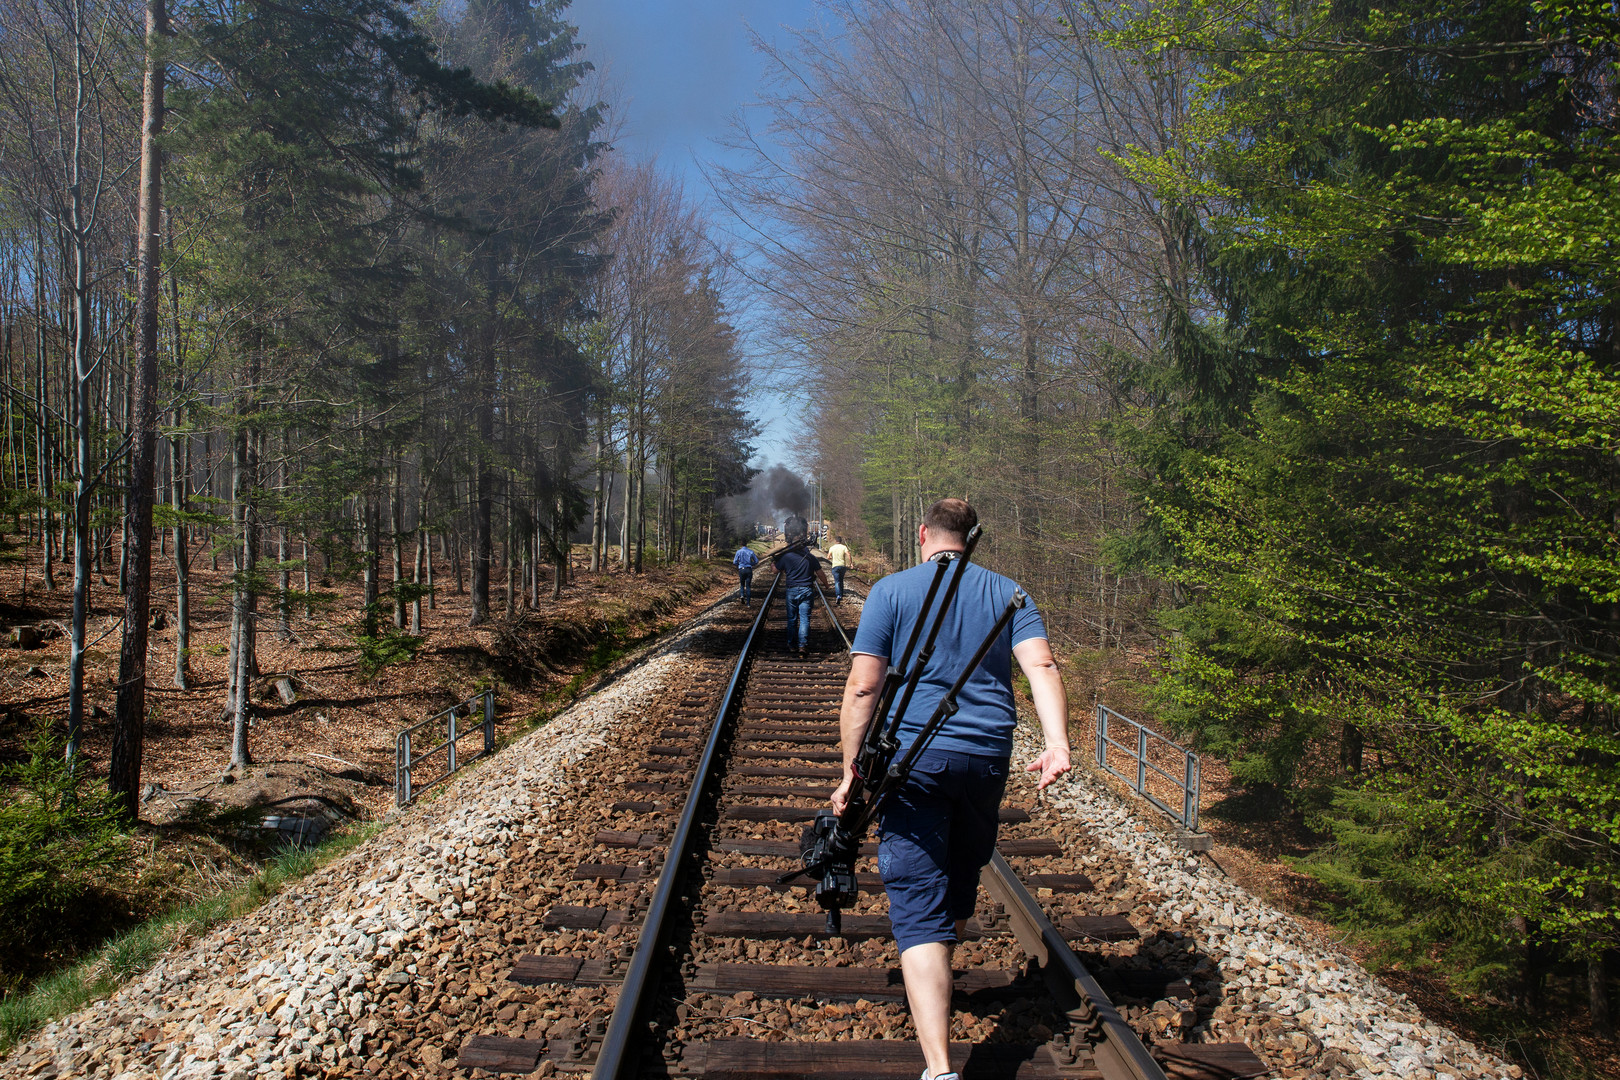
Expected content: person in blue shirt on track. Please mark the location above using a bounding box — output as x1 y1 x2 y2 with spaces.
830 498 1071 1080
770 515 831 658
733 543 759 605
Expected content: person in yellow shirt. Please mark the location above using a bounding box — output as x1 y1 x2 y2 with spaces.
826 536 852 604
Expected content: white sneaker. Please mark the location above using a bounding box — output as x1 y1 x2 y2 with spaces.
921 1072 961 1080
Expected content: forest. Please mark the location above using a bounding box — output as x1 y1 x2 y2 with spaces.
0 0 753 807
0 0 1616 1064
732 0 1620 1052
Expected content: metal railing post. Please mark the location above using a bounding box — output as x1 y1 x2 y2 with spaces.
1182 753 1195 827
1136 725 1148 796
1187 753 1200 831
448 708 458 774
394 690 498 808
483 690 495 755
1095 703 1106 769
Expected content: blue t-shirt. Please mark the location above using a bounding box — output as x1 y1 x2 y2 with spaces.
774 546 819 589
734 547 758 571
850 559 1046 759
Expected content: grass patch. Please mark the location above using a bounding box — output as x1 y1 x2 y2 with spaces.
415 573 720 807
505 563 720 739
513 618 677 740
0 821 381 1052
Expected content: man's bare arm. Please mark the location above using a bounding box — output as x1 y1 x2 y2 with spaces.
831 652 886 813
1013 637 1071 789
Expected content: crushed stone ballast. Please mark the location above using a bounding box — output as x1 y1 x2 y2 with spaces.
1013 720 1516 1080
10 585 1517 1080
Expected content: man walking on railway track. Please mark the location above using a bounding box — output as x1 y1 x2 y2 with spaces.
771 515 830 658
831 498 1071 1080
733 542 759 605
827 535 852 603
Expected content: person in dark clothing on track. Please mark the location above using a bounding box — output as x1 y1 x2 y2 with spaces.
733 543 759 604
771 515 831 657
831 498 1070 1080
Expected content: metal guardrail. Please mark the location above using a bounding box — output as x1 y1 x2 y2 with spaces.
396 690 495 808
1095 703 1200 831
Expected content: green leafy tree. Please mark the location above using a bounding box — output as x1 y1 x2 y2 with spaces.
1117 0 1620 1012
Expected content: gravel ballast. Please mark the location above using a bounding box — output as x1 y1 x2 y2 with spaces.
1011 722 1518 1080
6 595 1521 1080
1 606 737 1080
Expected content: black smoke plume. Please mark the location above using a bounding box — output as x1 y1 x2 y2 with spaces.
762 465 811 516
720 464 813 530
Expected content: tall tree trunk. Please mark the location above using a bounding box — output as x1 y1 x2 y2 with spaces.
633 436 646 574
503 476 514 617
675 484 690 561
619 444 632 569
391 461 405 628
65 169 96 765
553 441 567 599
110 0 166 816
420 458 435 611
470 270 496 624
227 416 256 771
33 236 54 591
1591 887 1613 1039
425 531 436 606
411 527 424 634
167 210 189 679
362 494 379 611
453 487 465 596
588 420 604 572
600 467 615 571
277 523 291 640
530 517 540 608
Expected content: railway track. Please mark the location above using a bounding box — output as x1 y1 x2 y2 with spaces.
456 573 1267 1080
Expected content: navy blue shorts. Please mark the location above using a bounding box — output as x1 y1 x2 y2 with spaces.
877 749 1009 952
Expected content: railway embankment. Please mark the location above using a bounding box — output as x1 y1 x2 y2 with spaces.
1 597 739 1080
1015 718 1516 1080
6 588 1517 1080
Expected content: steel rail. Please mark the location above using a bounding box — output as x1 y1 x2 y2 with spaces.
982 851 1171 1080
592 572 794 1080
813 580 852 651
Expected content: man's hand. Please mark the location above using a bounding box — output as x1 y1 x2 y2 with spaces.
1012 637 1070 790
836 653 885 814
1025 746 1071 789
830 773 854 815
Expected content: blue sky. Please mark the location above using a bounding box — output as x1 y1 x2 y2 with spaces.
568 0 822 471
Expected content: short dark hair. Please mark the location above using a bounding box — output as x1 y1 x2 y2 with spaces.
923 498 977 539
784 514 808 541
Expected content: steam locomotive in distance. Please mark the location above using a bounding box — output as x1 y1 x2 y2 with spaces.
754 520 830 544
